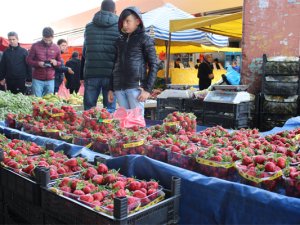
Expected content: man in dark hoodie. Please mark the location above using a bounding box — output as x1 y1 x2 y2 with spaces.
108 7 158 115
65 51 81 94
81 0 119 111
0 32 32 94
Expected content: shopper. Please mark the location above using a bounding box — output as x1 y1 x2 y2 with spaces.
108 7 158 115
27 27 62 97
65 51 81 94
81 0 119 111
197 54 214 90
174 58 181 68
232 59 241 73
54 39 74 93
0 32 32 94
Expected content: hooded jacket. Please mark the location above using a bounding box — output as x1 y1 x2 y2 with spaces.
110 7 158 93
65 57 81 90
0 44 32 81
26 40 62 81
82 10 119 79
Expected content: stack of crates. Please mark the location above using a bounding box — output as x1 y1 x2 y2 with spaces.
156 98 185 120
259 54 300 131
202 101 251 129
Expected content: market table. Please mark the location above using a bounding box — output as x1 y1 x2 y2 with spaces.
1 117 300 224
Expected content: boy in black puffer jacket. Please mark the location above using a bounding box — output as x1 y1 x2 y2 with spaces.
108 7 158 115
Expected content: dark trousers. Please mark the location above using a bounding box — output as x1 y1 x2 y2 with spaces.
83 78 116 112
54 74 64 93
69 86 80 94
6 79 26 94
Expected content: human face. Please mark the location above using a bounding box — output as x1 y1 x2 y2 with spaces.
122 14 140 34
205 55 213 63
8 36 19 47
42 36 53 46
59 42 68 53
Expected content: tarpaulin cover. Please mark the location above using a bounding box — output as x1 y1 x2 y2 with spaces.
170 12 243 39
1 116 300 224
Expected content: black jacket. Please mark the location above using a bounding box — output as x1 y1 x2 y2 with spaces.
65 58 81 89
110 7 158 93
81 10 119 79
0 45 32 81
198 59 213 90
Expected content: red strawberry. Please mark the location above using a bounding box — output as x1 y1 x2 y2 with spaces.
147 181 159 189
82 186 92 194
92 192 104 201
57 167 66 175
104 173 117 184
242 156 252 166
115 189 127 197
80 194 94 203
59 177 72 187
92 175 104 185
253 155 266 164
73 190 85 196
277 157 286 169
265 162 276 172
113 181 126 190
133 190 147 198
64 158 78 167
84 167 98 180
128 181 142 191
60 186 72 193
97 163 108 174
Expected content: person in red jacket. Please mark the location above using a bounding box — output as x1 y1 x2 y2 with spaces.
26 27 62 97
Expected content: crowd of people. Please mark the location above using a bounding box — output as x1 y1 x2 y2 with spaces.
0 0 241 113
0 0 158 115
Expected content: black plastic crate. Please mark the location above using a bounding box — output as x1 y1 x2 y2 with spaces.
203 102 251 119
258 113 294 131
259 94 299 115
156 108 178 121
0 167 41 205
44 213 67 225
157 98 185 111
262 54 300 75
203 114 249 129
4 189 44 224
184 99 204 112
41 177 181 225
262 76 300 96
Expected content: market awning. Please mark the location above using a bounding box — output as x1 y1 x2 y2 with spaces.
169 12 243 39
155 39 241 54
143 3 229 46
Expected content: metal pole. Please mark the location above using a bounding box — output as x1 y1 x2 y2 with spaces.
166 32 171 84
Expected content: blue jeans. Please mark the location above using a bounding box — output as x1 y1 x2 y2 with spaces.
32 79 54 97
114 88 144 115
84 78 116 112
54 74 64 93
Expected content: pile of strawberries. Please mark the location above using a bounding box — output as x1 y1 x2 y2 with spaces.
163 112 197 134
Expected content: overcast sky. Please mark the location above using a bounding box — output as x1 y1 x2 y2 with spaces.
0 0 103 42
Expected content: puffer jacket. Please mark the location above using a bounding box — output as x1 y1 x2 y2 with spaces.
26 40 61 81
82 10 119 79
110 7 158 93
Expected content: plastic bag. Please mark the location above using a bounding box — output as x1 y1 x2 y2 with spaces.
57 81 70 100
225 65 241 85
78 82 84 96
113 107 146 128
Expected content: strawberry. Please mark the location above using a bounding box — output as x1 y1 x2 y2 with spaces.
104 173 117 184
97 163 108 174
73 190 85 196
253 155 266 164
113 181 126 190
147 181 159 189
277 157 286 169
59 177 72 187
92 192 104 201
60 186 72 193
265 162 276 172
80 194 94 203
84 167 98 180
128 181 142 191
64 158 78 167
82 186 92 194
242 156 252 166
92 174 104 185
115 189 127 197
133 190 147 198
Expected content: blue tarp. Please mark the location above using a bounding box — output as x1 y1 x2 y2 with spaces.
1 117 300 224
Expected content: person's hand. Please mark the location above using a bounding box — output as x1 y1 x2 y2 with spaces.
138 88 150 102
80 80 84 85
50 59 57 66
25 82 32 86
0 79 5 86
108 90 114 103
38 61 45 67
68 67 74 74
209 74 214 79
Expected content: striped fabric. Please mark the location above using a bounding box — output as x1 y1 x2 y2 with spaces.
143 3 229 47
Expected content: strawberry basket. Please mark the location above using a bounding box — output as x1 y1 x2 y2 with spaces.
235 160 283 192
282 165 300 198
163 112 197 134
146 141 170 163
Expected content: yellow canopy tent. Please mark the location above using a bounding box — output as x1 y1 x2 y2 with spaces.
169 12 243 39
